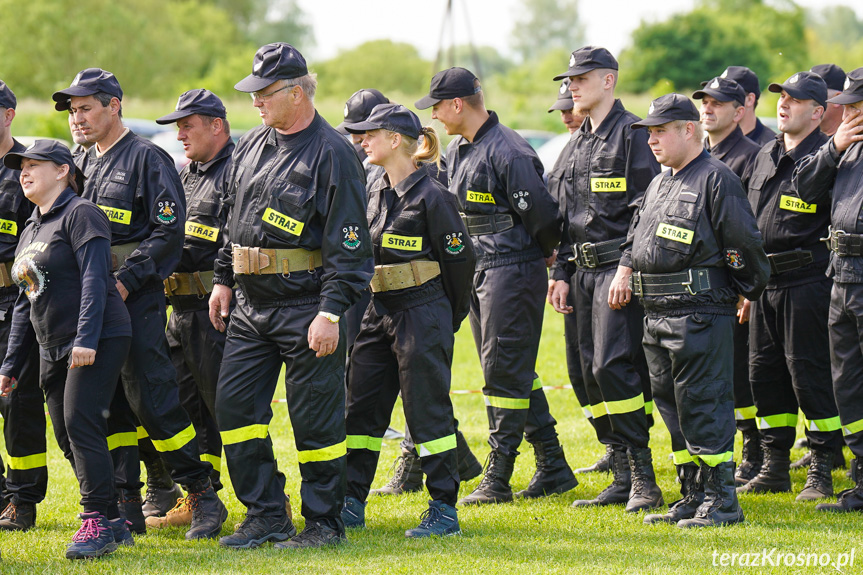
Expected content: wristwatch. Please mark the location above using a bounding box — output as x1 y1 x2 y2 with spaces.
318 311 340 324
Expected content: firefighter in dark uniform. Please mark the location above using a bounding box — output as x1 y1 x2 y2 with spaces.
0 81 46 532
794 67 863 512
339 103 474 537
736 72 842 501
547 47 662 512
417 67 578 505
712 66 776 146
545 80 613 474
209 43 373 549
143 89 237 528
0 140 133 559
811 64 846 137
616 94 769 527
692 77 764 486
54 68 226 539
337 89 390 166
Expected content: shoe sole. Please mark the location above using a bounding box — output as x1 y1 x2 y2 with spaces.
405 528 461 538
515 478 580 499
65 542 119 560
219 526 297 549
457 496 513 506
274 536 345 550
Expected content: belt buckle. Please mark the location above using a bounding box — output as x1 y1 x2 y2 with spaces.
630 271 643 297
680 268 696 295
580 242 598 268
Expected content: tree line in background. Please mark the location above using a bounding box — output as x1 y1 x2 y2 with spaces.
1 0 861 123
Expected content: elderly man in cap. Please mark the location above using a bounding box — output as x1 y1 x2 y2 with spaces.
811 64 847 137
53 68 227 539
547 46 662 512
713 66 776 146
0 80 47 532
735 72 842 501
138 89 237 528
795 67 863 512
417 67 577 505
691 76 764 487
209 43 372 549
612 94 769 527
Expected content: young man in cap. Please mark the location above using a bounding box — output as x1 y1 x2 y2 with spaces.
547 46 662 512
209 42 373 549
795 67 863 512
0 80 47 532
144 89 242 528
736 72 841 501
54 68 227 539
811 64 846 137
692 76 764 486
417 67 578 504
613 93 769 527
337 88 390 164
545 80 612 474
714 66 776 146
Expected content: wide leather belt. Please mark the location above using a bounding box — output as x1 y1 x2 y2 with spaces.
232 245 322 275
822 226 863 257
630 267 729 297
164 270 214 297
111 242 141 272
461 214 514 236
767 249 814 275
0 261 14 288
369 260 441 293
569 237 625 268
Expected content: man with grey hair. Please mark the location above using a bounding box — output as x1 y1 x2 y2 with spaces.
210 43 373 550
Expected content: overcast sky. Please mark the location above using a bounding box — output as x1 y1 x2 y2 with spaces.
297 0 863 61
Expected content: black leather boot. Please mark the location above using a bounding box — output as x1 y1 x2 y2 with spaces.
644 464 703 524
515 439 578 498
734 430 763 485
457 450 515 506
816 458 863 512
571 446 630 507
184 479 228 540
574 445 613 474
369 452 423 496
456 431 483 482
796 449 834 501
736 446 791 494
678 461 744 528
118 489 146 534
142 456 183 518
625 447 663 512
0 501 35 531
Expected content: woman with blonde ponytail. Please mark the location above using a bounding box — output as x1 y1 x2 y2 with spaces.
339 103 475 538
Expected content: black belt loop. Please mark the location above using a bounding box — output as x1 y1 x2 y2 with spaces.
461 214 514 236
569 237 625 268
629 267 729 297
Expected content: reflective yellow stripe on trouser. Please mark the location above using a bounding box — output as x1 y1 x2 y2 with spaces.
107 432 138 451
346 435 383 452
804 416 842 433
136 426 149 440
590 393 645 418
644 400 654 415
6 453 47 470
735 406 758 421
200 453 222 473
151 424 196 452
842 418 863 437
758 413 798 430
297 440 347 464
417 434 457 457
532 377 542 391
695 451 733 467
672 449 694 465
220 424 269 445
484 395 530 409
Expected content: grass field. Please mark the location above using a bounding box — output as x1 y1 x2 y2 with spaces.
0 305 860 574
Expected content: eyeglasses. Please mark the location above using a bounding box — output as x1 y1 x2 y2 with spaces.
250 84 295 102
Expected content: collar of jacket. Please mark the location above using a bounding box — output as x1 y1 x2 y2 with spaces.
29 186 77 224
370 164 427 198
581 99 626 141
191 140 235 175
264 111 323 150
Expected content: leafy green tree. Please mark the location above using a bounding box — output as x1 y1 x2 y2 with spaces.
511 0 584 62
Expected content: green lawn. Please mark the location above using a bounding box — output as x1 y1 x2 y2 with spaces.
0 306 860 573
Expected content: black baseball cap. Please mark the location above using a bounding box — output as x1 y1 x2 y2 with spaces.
336 89 389 135
415 67 480 110
344 103 422 140
553 46 618 81
235 43 308 93
705 66 760 97
828 67 863 105
3 139 75 173
52 68 123 111
692 77 746 106
156 89 227 125
0 81 16 110
768 71 828 108
811 64 847 92
548 80 574 113
632 94 700 129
